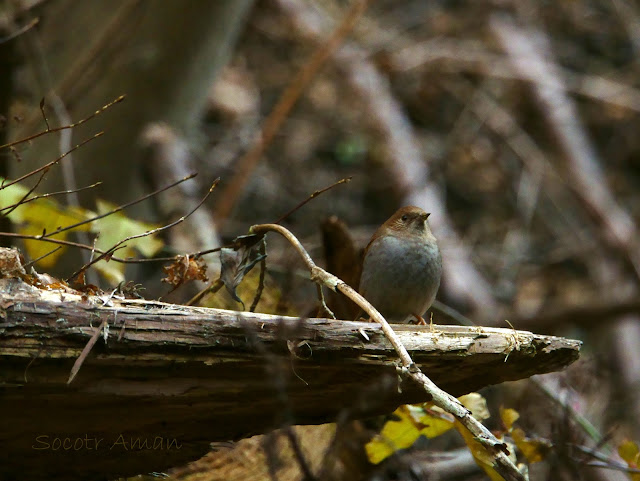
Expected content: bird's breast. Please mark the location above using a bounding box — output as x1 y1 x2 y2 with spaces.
359 234 442 322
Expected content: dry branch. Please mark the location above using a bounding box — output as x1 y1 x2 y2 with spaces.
0 95 124 150
0 131 104 191
248 224 558 481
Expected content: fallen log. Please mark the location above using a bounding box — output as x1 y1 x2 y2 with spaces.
0 271 580 480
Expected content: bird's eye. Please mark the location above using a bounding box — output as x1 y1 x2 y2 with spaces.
401 215 408 222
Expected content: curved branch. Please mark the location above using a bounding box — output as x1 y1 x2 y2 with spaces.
249 223 526 481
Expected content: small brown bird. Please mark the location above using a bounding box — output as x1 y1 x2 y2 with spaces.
358 206 442 323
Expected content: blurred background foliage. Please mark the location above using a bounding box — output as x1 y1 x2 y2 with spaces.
2 0 640 479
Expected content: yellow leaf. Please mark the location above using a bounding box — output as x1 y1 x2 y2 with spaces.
0 179 92 267
0 180 165 278
512 428 548 463
455 420 515 481
365 406 422 464
500 407 520 430
18 226 69 268
418 407 455 438
619 439 640 481
619 439 640 466
460 393 491 421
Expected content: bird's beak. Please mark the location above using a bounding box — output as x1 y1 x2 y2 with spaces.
422 213 431 221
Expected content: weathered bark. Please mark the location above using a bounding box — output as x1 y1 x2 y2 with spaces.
0 276 580 481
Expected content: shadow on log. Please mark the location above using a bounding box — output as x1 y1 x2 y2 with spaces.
0 269 580 480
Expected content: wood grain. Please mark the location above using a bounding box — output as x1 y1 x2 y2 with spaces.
0 277 580 480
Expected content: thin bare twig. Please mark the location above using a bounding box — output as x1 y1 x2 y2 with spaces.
572 444 640 474
0 96 124 151
186 279 224 307
66 178 220 281
67 319 108 384
0 174 207 269
274 176 352 224
1 163 50 218
133 246 224 263
0 17 39 44
0 231 108 255
38 98 50 131
0 182 102 213
23 246 63 269
0 132 104 191
0 231 226 265
249 237 267 312
22 29 97 275
315 284 335 319
214 0 370 224
249 223 525 481
42 173 197 238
